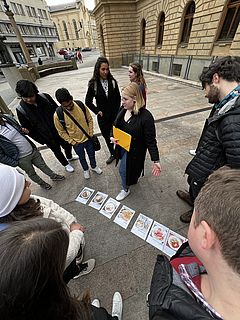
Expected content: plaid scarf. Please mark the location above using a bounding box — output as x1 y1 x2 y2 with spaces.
214 84 240 110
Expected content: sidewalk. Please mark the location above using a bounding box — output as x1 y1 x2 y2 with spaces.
7 62 209 319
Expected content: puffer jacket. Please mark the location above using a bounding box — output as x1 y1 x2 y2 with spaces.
186 96 240 182
149 243 217 320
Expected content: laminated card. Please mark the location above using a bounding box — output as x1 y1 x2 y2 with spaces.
76 187 95 204
99 198 120 219
113 205 135 229
146 222 169 251
131 213 153 240
89 192 108 210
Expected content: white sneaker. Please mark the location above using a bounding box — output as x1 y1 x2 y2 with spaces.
91 166 102 175
112 292 123 320
116 189 130 201
65 164 74 172
189 149 196 156
92 299 100 308
83 169 90 179
73 258 95 279
67 155 79 161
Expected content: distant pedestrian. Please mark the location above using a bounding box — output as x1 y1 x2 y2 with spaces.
15 80 77 173
76 50 83 63
54 88 102 179
0 112 64 189
85 57 121 164
128 62 147 105
38 57 43 65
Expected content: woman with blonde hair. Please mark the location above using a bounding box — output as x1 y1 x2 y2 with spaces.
111 83 161 201
128 62 147 105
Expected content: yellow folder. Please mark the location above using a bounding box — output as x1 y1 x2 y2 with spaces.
113 126 132 152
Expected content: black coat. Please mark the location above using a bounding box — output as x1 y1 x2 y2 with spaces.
16 93 60 145
149 243 215 320
114 108 159 186
85 78 121 125
186 96 240 182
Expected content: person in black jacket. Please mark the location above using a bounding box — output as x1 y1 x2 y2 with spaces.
177 56 240 223
149 167 240 320
85 57 121 164
110 83 161 201
15 80 77 173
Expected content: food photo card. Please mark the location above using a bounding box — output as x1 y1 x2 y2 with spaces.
89 191 108 210
75 187 95 204
163 230 187 257
131 213 153 240
99 198 121 219
113 205 135 229
146 222 169 251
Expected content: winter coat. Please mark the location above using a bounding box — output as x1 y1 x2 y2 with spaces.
85 77 121 125
186 96 240 182
149 243 216 320
114 107 159 186
16 93 60 145
32 195 84 268
0 114 35 167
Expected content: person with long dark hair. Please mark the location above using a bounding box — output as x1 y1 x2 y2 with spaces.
85 57 121 164
128 62 147 105
0 218 123 320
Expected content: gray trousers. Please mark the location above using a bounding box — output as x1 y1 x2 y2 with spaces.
18 148 56 185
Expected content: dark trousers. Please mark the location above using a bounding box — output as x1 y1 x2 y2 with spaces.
188 176 205 203
46 136 72 167
63 258 79 284
98 117 114 156
74 139 96 171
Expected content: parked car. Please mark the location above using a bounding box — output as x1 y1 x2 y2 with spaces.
63 51 76 60
58 48 68 55
81 47 92 52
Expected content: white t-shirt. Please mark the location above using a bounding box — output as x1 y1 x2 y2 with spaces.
0 123 32 158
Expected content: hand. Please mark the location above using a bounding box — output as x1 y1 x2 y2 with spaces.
70 222 85 232
98 111 103 117
110 137 119 145
152 162 161 177
21 127 29 134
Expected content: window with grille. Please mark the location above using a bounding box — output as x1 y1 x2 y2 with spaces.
73 19 79 39
157 12 165 46
218 0 240 41
180 1 195 44
141 19 146 47
63 21 69 40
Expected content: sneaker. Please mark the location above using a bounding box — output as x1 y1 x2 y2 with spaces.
112 292 123 320
189 149 196 156
40 182 52 190
106 155 115 164
65 164 74 173
51 174 65 181
92 299 100 308
176 190 193 206
91 166 102 175
180 209 193 223
73 259 95 279
84 169 90 179
116 189 130 201
67 155 79 161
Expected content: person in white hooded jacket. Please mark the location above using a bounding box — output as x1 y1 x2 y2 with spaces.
0 163 95 282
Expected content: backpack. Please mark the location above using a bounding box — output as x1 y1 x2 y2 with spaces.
56 100 88 132
93 79 116 96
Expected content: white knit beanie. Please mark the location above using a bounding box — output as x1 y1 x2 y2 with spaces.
0 164 25 217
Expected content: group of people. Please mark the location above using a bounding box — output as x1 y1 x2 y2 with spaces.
0 55 240 319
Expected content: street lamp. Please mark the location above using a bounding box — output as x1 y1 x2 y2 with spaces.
1 0 34 67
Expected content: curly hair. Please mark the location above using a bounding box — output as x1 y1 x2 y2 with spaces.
15 80 39 98
129 62 147 88
88 56 113 85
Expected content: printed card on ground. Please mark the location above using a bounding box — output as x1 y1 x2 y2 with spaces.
146 222 169 251
113 205 135 229
75 187 95 204
131 213 153 240
163 230 187 257
99 198 120 219
88 191 108 210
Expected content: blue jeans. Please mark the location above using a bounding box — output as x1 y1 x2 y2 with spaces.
119 148 128 191
74 139 96 171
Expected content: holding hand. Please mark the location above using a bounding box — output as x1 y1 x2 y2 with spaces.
70 222 85 232
21 127 29 134
98 111 103 117
110 137 119 145
152 162 161 177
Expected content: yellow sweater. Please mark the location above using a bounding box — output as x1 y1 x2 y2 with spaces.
54 102 94 145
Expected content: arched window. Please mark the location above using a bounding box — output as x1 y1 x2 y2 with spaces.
141 19 146 47
62 20 69 40
53 22 60 41
180 1 195 44
157 12 165 46
72 19 79 39
218 0 240 41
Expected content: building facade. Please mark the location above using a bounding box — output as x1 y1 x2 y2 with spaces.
49 0 97 51
0 0 58 64
93 0 240 80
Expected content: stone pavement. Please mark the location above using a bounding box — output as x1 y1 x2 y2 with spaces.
7 58 210 319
